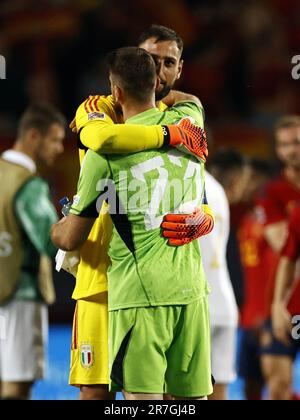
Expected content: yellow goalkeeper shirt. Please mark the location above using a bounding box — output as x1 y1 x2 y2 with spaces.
72 95 168 300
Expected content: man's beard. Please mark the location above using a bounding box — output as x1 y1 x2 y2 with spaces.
155 83 172 101
289 161 300 171
285 155 300 167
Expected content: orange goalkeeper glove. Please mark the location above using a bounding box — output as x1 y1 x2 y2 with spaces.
161 207 214 246
162 118 208 162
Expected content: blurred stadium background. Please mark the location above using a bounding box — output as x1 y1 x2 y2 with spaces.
1 0 300 399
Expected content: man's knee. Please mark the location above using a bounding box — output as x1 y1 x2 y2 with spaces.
268 376 292 400
261 354 293 400
1 382 33 399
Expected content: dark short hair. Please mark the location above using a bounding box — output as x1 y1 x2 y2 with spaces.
209 148 247 172
208 148 247 187
274 115 300 132
249 158 275 177
18 103 66 137
106 47 157 103
138 24 184 55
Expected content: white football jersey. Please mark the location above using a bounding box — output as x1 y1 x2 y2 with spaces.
200 171 238 327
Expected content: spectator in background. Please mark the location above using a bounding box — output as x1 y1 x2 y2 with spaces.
209 149 250 309
271 203 300 400
200 167 238 400
259 115 300 400
238 159 275 400
0 104 65 400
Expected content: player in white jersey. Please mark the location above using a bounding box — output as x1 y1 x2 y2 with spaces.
200 170 238 400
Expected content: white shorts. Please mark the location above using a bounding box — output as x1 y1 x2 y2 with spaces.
0 299 48 382
211 325 237 384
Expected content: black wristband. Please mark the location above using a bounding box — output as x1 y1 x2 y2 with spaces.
161 125 171 147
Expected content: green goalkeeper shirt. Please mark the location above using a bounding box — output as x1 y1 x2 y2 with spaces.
71 101 209 310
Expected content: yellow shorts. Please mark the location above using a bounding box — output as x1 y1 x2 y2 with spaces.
69 292 109 386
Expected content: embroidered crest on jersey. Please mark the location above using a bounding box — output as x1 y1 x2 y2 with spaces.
80 343 94 368
88 112 106 121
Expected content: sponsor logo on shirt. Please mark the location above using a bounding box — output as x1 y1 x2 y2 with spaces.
88 112 106 121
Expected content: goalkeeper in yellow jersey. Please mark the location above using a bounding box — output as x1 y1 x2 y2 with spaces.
66 25 213 400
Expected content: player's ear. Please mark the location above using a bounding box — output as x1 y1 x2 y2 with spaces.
114 85 124 105
176 59 184 80
155 76 160 91
26 127 43 145
23 127 43 155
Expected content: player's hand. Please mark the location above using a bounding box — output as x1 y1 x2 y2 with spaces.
164 118 208 162
271 303 292 345
161 207 214 246
69 118 77 133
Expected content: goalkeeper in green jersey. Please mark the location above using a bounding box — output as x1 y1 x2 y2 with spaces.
52 47 213 400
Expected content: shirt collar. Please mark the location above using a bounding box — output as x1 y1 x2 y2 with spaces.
1 149 36 173
125 107 160 125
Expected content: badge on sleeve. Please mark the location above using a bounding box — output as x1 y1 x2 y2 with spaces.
88 112 106 121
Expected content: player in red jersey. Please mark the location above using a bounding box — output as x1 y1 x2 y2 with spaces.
271 205 300 395
260 115 300 400
272 205 300 342
238 159 276 400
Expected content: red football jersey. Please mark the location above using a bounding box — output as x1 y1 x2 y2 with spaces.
262 173 300 315
281 205 300 315
239 200 278 328
263 174 300 226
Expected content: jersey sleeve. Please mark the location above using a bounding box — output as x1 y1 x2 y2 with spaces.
170 100 205 128
75 96 165 154
201 187 214 220
262 184 286 225
15 177 58 258
70 150 111 218
281 209 300 260
75 96 117 132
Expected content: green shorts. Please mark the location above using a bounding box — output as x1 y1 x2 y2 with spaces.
109 296 213 398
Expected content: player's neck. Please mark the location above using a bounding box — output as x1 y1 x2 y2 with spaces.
285 166 300 187
13 140 37 164
123 98 156 121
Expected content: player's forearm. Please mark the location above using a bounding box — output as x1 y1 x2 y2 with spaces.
162 90 202 108
80 122 164 153
51 218 72 251
273 256 295 305
51 215 94 251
